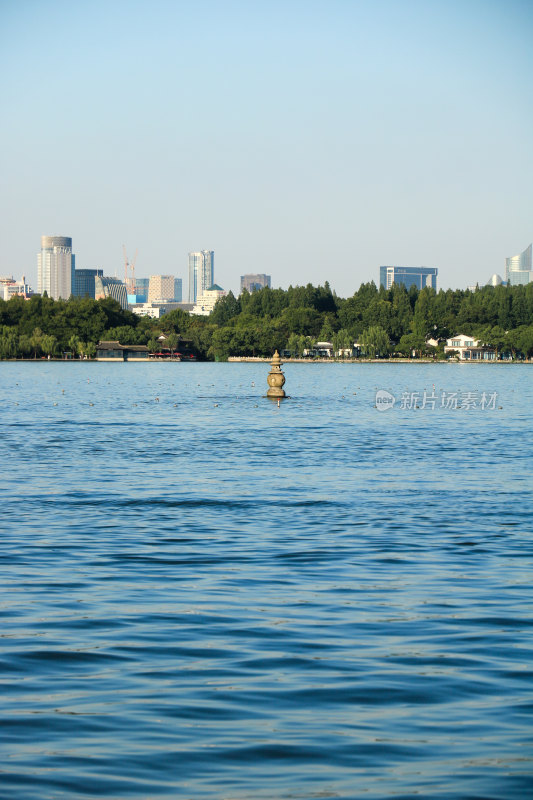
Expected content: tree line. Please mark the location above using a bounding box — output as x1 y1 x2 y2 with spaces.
1 281 533 360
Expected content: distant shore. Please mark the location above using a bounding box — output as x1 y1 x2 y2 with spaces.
1 357 531 365
228 357 532 365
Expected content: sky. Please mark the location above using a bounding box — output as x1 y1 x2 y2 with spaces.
1 0 532 298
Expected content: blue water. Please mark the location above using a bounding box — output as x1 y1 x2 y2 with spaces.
1 362 532 799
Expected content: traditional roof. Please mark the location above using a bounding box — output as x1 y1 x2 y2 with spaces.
97 340 149 351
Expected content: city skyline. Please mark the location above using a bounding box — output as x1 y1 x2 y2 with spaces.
1 1 531 297
8 233 533 300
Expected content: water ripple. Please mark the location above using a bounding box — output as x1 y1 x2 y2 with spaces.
0 362 532 799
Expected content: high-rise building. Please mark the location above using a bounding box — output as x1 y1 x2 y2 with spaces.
380 266 438 291
131 278 149 303
148 275 175 303
174 278 182 302
505 244 532 286
38 236 75 299
240 273 271 293
74 268 103 299
188 251 214 303
95 276 128 310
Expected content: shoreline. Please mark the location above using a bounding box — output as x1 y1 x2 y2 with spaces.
1 357 530 365
228 357 532 364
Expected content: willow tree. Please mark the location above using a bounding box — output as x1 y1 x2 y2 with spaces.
360 325 390 358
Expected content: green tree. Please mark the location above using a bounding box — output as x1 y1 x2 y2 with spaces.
17 333 32 358
41 334 58 358
287 332 300 356
0 328 18 359
210 291 241 325
516 325 533 358
336 328 353 356
166 332 179 357
85 341 97 359
30 327 43 359
280 306 322 336
78 341 97 359
147 336 159 354
68 334 81 358
105 325 145 345
504 327 524 360
209 328 235 361
412 288 436 337
318 315 336 343
484 325 507 359
160 308 191 334
360 325 390 358
396 332 426 357
186 323 216 360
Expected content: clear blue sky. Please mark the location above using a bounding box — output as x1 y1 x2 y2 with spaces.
1 0 532 297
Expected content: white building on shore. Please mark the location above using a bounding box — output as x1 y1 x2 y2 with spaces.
444 334 495 360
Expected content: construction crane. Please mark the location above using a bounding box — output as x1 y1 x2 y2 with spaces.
122 246 139 294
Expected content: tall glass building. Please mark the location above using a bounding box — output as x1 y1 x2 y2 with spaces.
380 266 438 291
73 269 103 298
38 236 75 300
135 278 149 303
505 244 532 286
188 251 214 303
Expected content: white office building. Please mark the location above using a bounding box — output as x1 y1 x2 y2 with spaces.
37 236 75 300
192 284 226 315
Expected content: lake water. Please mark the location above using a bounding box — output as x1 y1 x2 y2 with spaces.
1 361 532 799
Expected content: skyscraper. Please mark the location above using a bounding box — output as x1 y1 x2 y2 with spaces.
38 236 75 299
74 268 103 298
379 266 438 291
505 244 532 286
240 273 271 293
188 251 214 303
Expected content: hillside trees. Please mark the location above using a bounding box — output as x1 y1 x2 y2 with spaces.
1 281 533 360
